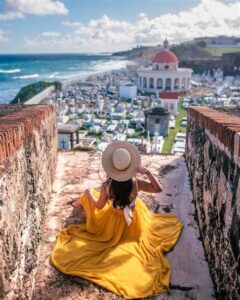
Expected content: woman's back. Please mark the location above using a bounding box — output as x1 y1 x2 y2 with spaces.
105 178 139 208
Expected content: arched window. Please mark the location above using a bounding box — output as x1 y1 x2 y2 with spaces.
164 64 169 70
174 78 179 89
143 77 147 88
166 78 171 90
155 118 160 124
157 78 163 89
149 77 154 89
139 77 142 87
182 78 186 89
156 64 159 70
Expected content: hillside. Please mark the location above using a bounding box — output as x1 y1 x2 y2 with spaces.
11 81 61 104
113 43 211 62
170 43 211 60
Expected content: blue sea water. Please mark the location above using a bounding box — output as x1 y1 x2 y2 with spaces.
0 54 127 104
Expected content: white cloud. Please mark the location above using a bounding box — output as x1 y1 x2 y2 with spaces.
6 0 68 15
42 31 60 37
0 0 68 21
0 29 9 43
24 0 240 53
62 21 82 28
0 11 24 21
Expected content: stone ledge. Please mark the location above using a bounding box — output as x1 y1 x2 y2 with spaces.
0 104 57 299
0 104 55 163
188 106 240 158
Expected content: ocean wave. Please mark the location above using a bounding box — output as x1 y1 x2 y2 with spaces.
92 59 128 72
0 68 21 74
14 73 39 80
48 72 59 79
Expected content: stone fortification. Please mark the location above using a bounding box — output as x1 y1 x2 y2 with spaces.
0 104 57 299
186 106 240 299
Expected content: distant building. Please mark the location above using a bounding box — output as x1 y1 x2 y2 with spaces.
144 106 170 136
160 92 179 115
127 63 139 72
119 84 137 99
138 39 192 95
193 36 238 46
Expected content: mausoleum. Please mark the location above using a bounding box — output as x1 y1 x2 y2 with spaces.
138 39 192 95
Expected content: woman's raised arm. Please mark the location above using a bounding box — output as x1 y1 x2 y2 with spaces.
136 165 162 193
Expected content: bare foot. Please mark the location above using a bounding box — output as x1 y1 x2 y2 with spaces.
66 198 82 209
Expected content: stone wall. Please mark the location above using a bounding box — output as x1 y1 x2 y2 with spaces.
0 104 57 299
185 106 240 299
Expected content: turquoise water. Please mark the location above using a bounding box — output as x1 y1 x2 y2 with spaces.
0 54 126 104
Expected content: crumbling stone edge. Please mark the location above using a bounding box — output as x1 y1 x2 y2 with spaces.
0 104 57 299
185 106 240 299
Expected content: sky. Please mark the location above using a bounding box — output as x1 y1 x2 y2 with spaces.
0 0 240 54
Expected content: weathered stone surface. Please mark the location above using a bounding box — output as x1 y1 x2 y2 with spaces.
186 106 240 299
32 152 214 300
0 105 57 299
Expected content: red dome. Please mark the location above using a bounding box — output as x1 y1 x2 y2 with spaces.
153 50 178 64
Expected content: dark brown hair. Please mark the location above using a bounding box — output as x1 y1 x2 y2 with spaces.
109 178 133 209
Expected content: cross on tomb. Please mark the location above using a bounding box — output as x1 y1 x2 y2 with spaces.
60 139 67 149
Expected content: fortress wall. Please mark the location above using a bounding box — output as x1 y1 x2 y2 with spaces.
0 104 57 299
185 106 240 299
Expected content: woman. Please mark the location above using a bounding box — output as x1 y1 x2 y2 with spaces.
51 141 183 299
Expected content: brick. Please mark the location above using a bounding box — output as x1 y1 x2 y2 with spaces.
188 106 240 156
0 104 55 163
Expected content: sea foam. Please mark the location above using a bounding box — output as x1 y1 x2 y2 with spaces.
0 68 21 74
48 72 59 79
14 74 39 79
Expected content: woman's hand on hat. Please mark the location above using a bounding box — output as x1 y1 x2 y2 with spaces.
136 165 150 175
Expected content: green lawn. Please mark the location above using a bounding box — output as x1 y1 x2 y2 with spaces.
161 98 187 154
206 47 240 56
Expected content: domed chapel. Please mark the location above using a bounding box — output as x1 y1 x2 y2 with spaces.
138 39 192 94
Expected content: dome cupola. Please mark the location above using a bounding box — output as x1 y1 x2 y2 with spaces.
152 40 178 70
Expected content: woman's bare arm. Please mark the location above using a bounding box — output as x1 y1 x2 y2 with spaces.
136 165 162 193
86 183 108 209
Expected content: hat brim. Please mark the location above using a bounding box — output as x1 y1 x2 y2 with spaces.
102 141 141 182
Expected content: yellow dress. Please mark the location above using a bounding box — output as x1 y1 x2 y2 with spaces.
51 190 183 299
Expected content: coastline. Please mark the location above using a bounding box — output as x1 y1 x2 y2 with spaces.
61 58 131 87
0 54 129 104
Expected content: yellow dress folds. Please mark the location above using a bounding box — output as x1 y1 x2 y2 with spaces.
51 190 183 299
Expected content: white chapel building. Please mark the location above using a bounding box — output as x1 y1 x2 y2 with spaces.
138 40 192 94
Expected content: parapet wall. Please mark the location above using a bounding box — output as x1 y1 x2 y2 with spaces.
0 104 57 299
185 106 240 299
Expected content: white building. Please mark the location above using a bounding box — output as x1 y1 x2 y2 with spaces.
160 92 179 115
138 40 192 95
119 84 137 99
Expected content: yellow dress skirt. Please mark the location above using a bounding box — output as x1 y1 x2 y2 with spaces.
50 190 183 299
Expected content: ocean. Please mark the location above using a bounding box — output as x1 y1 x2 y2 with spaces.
0 54 127 104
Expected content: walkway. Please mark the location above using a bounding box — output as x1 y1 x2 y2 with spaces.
32 151 215 300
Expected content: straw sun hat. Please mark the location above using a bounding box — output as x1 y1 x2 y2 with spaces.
102 141 141 182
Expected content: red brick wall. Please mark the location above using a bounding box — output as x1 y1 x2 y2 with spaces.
0 104 57 298
0 105 55 163
188 106 240 157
